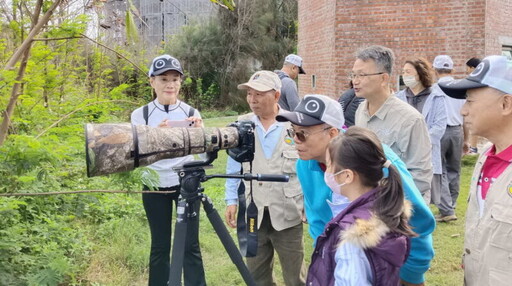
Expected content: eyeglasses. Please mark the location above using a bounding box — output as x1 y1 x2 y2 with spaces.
348 72 385 81
287 127 331 142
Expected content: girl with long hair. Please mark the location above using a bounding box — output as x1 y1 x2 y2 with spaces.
307 126 416 285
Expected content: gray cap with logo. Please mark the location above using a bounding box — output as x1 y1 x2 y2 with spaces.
439 55 512 99
148 54 184 77
276 94 345 128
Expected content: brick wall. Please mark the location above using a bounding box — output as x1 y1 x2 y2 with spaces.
298 0 512 98
297 0 337 98
485 0 512 55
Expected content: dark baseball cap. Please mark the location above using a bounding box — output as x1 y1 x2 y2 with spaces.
148 54 184 77
439 55 512 99
276 94 345 128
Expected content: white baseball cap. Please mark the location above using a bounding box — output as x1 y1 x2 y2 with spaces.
237 70 282 92
439 55 512 99
284 54 306 74
433 55 454 70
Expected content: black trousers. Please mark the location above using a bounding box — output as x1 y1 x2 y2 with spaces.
142 186 206 286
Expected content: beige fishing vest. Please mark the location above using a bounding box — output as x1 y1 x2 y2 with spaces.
239 113 303 231
463 145 512 285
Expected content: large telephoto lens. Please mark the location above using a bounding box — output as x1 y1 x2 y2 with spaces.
85 123 241 177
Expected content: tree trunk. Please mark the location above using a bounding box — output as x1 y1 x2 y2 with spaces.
0 49 30 145
3 0 62 72
0 0 63 146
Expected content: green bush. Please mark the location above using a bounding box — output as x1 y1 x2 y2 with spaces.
200 108 239 119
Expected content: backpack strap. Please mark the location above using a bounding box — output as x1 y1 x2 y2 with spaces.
143 104 149 125
188 107 195 117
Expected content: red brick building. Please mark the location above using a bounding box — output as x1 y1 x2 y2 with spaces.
297 0 512 98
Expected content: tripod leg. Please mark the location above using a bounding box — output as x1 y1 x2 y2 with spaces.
201 194 257 286
169 198 188 286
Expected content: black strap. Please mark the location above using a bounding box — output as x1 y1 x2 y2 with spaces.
143 104 149 125
132 124 140 168
236 164 258 257
188 107 195 117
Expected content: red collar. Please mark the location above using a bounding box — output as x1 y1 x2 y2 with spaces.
485 144 512 163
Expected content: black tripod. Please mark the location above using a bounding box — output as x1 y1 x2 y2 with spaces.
168 155 287 286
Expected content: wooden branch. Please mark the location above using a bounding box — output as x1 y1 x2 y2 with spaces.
4 0 63 71
32 36 83 41
35 99 139 139
80 33 146 75
0 190 178 197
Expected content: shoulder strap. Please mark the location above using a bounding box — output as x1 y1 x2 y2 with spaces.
143 104 149 125
236 165 258 257
188 107 195 117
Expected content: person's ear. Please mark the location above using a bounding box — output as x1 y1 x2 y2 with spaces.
336 169 354 184
502 94 512 116
149 77 156 89
274 90 281 101
328 127 339 139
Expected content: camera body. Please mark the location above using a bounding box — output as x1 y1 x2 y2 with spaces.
227 120 255 163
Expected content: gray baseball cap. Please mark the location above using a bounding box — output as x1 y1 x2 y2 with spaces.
284 54 306 74
148 55 184 77
433 55 453 70
439 55 512 99
276 94 345 128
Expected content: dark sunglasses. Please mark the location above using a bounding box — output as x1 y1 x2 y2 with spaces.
286 127 331 142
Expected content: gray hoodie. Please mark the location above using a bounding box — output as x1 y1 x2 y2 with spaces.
274 70 299 111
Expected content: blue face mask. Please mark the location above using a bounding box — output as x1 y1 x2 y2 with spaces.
324 170 346 194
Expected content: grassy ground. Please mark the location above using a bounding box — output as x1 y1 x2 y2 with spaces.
83 116 472 285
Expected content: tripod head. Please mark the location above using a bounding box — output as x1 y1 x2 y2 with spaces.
173 149 289 200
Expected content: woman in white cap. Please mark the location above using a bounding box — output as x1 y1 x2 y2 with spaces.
130 55 205 286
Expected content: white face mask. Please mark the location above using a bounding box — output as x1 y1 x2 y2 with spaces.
324 170 347 195
402 75 419 88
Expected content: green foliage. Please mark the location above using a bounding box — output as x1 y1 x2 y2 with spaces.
210 0 236 11
200 108 239 119
169 0 297 111
0 135 65 192
125 0 140 44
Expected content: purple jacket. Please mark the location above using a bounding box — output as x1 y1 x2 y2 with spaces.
307 189 411 286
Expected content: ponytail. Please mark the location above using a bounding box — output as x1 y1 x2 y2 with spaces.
375 163 416 237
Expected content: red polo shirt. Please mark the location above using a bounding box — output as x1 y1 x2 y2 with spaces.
478 144 512 200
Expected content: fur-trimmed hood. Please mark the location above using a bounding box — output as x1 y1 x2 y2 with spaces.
338 200 413 267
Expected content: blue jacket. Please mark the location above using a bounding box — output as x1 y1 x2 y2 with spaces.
297 144 435 284
396 88 447 174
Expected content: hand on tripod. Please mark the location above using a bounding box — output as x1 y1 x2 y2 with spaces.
225 205 238 228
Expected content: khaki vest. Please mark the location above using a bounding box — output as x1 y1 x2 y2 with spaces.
464 145 512 286
239 113 303 231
